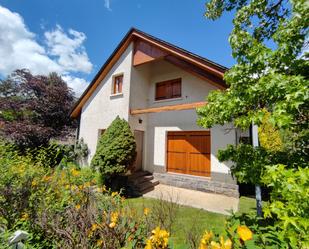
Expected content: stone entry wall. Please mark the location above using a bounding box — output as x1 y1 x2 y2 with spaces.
153 172 239 198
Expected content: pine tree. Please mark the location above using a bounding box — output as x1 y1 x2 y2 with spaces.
91 116 136 184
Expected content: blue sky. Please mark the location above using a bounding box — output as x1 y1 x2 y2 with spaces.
0 0 235 95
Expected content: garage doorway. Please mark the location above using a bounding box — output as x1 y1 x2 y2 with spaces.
167 131 211 177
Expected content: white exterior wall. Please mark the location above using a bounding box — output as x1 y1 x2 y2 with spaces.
128 63 151 169
78 48 236 182
79 44 133 162
128 60 236 181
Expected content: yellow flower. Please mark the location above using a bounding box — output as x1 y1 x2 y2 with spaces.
71 168 80 177
87 223 100 238
31 179 38 187
143 207 150 216
219 236 232 249
60 171 66 179
84 181 91 188
111 211 119 223
91 223 98 231
111 191 118 197
42 175 52 182
210 241 221 249
20 212 29 221
144 239 152 249
17 164 25 175
71 185 78 191
199 230 213 248
96 239 103 246
148 227 169 249
224 239 232 249
109 222 116 228
96 186 107 193
109 211 119 228
75 204 81 210
237 225 253 242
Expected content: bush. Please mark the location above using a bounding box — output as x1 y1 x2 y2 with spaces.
262 165 309 248
213 164 309 249
91 116 136 185
29 139 89 168
0 140 155 248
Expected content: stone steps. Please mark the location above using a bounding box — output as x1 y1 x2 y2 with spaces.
127 171 159 196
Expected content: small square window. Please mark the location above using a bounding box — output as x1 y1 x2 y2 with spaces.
113 74 123 94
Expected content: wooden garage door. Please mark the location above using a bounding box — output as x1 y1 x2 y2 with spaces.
167 131 211 177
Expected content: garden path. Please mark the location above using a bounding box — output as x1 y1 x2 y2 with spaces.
143 184 239 215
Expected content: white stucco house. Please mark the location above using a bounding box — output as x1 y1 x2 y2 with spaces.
71 28 241 197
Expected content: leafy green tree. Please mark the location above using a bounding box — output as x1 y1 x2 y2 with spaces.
258 110 283 152
91 116 136 185
262 165 309 247
198 0 308 215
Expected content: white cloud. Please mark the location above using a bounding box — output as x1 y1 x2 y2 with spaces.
0 5 93 97
45 25 92 73
62 75 89 97
0 5 60 75
104 0 112 11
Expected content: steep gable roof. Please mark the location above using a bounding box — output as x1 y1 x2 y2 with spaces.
70 28 228 118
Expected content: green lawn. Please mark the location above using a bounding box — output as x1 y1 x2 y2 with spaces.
125 196 256 249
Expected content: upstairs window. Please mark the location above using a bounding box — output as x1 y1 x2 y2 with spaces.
155 78 181 101
113 74 123 94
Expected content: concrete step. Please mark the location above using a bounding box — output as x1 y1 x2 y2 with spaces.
130 175 154 185
128 171 151 180
126 171 159 196
141 185 155 195
137 179 160 192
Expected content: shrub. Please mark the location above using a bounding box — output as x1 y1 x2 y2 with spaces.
262 165 309 248
29 139 89 168
91 116 136 185
217 164 309 249
0 141 153 248
30 142 70 168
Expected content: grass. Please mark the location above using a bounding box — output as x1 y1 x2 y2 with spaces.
125 196 256 249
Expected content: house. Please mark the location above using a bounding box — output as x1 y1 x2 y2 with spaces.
70 28 242 197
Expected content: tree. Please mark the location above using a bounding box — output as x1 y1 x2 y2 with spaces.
197 0 308 215
0 69 76 149
91 116 136 186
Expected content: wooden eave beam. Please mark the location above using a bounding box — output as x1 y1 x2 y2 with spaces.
130 101 207 115
133 40 168 66
132 31 225 78
164 55 227 89
70 29 227 118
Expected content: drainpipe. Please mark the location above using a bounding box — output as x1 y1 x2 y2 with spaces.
252 124 262 217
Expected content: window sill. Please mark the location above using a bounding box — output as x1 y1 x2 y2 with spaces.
110 93 123 99
153 97 183 104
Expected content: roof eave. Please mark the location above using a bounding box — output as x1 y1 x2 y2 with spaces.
70 28 229 118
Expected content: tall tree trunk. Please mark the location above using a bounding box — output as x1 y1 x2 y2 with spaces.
255 185 262 216
252 124 263 216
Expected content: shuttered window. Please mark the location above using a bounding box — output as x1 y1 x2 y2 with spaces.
113 75 123 94
155 78 181 101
